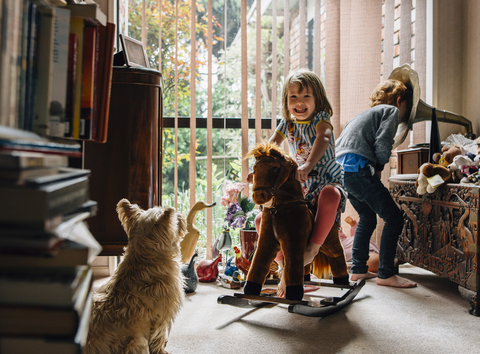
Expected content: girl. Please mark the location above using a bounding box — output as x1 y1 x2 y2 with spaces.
335 79 416 288
254 69 348 297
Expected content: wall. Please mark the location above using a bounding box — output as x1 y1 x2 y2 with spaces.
436 0 479 140
462 0 480 138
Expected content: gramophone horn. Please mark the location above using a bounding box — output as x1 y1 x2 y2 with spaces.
412 98 472 134
387 64 421 148
388 64 473 147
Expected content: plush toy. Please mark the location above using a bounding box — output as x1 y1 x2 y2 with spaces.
243 142 348 301
449 154 479 183
415 162 452 195
441 144 463 165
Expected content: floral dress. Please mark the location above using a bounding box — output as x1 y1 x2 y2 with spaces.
276 111 346 213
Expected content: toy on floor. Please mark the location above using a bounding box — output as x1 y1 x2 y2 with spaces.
242 141 348 301
182 252 198 293
180 201 216 263
224 256 238 276
233 246 250 275
196 254 222 282
85 199 187 354
218 273 242 289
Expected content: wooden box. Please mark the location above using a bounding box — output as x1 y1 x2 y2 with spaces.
389 181 479 315
396 147 429 174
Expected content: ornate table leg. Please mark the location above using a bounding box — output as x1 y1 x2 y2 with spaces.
458 286 479 316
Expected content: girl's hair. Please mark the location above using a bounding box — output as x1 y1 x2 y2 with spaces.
369 79 412 107
282 69 333 122
369 79 413 122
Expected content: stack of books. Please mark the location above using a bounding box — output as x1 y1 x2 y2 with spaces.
0 140 101 353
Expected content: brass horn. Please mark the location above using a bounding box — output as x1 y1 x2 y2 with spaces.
389 64 473 147
412 98 472 134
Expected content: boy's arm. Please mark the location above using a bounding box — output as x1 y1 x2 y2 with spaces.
297 121 331 183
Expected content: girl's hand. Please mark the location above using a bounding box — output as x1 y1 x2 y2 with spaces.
296 163 313 183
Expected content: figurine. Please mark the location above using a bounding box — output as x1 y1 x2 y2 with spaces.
181 252 198 293
233 246 250 276
218 273 242 289
180 201 216 264
196 254 222 282
224 256 238 276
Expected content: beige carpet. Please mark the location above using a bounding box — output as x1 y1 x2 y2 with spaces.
161 264 479 354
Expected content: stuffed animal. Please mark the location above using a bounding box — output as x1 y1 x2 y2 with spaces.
438 145 463 166
243 142 348 301
449 154 480 183
415 162 452 195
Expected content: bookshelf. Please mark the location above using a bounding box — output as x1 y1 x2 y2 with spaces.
0 1 113 352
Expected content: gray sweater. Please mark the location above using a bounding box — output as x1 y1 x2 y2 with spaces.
335 105 400 171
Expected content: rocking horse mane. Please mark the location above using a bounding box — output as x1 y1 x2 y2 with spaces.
245 141 297 169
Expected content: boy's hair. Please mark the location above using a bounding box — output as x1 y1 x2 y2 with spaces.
282 69 333 122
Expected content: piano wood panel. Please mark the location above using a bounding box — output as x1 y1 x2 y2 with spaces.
84 67 163 255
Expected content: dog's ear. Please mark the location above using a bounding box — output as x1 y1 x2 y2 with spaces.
116 198 142 236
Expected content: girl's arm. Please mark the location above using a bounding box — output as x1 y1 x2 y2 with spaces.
269 131 285 146
297 121 332 183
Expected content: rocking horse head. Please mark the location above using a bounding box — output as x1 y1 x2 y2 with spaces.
245 141 300 207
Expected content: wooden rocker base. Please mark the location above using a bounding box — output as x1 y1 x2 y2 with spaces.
217 279 365 317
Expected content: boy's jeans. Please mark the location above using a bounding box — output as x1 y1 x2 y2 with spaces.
343 165 403 279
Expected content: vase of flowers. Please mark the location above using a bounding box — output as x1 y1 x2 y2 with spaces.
221 182 259 259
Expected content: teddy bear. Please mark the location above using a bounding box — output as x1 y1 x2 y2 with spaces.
438 144 463 166
415 162 452 195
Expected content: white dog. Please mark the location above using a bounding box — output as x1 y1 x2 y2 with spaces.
85 199 187 354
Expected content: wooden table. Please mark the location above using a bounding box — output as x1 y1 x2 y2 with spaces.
389 180 479 315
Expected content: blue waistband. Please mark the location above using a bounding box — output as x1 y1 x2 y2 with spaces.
336 153 370 172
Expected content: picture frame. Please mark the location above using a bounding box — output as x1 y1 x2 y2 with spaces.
119 34 149 68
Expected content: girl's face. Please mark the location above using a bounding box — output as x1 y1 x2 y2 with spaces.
287 82 316 121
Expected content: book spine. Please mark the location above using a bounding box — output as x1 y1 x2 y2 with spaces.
95 22 115 143
79 25 96 140
23 1 38 132
69 17 84 139
32 6 54 137
17 0 30 131
64 32 77 138
9 0 21 129
0 0 21 128
48 7 70 138
91 24 103 141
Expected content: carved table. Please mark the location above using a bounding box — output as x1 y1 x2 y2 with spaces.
389 181 479 315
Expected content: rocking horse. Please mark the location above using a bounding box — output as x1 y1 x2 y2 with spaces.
218 142 364 316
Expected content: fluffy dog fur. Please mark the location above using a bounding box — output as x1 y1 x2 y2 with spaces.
85 199 187 354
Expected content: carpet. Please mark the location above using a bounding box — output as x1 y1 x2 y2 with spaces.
163 264 479 354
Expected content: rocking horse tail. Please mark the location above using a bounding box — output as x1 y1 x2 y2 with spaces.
311 252 331 279
312 224 350 285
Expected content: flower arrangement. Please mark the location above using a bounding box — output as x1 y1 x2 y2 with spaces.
221 182 259 230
